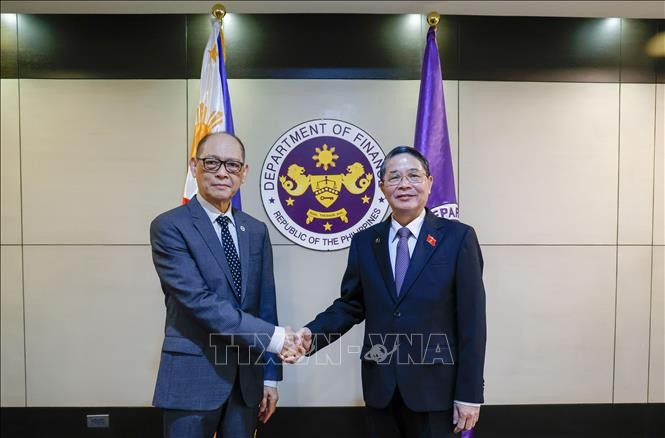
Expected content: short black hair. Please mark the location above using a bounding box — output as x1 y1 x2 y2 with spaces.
196 132 246 161
379 146 430 180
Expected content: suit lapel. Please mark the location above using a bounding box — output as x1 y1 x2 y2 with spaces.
396 212 446 305
233 209 250 305
371 219 397 304
188 196 237 298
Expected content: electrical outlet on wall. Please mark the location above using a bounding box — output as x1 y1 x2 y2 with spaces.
86 414 110 428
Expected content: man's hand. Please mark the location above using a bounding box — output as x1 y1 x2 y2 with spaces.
279 326 304 363
453 403 480 433
296 327 312 353
258 386 278 424
278 326 312 364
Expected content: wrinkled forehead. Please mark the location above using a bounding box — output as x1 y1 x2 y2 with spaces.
384 153 426 173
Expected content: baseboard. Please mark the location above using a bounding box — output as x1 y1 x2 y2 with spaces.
1 404 663 437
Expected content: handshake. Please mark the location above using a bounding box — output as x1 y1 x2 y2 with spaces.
278 327 312 364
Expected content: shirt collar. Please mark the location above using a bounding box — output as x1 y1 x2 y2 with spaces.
390 209 426 240
197 195 235 226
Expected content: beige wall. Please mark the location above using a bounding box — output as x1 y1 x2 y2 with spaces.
1 78 662 407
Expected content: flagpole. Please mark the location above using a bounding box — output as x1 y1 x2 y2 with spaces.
211 3 226 22
420 19 473 437
427 11 440 28
211 3 228 69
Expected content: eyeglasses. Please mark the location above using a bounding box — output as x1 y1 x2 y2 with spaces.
196 157 244 174
383 172 428 186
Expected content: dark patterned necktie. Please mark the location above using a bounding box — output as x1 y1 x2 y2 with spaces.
394 227 411 295
216 215 242 299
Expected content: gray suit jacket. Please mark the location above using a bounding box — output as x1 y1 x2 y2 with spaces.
150 195 282 410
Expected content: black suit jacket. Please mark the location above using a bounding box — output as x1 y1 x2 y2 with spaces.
307 211 486 411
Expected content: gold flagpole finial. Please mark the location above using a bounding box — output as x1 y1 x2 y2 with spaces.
427 12 440 28
212 3 226 22
646 32 665 58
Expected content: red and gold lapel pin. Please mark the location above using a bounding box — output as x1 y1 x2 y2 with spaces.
426 234 437 247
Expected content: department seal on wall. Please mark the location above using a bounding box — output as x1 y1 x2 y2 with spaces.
261 119 388 251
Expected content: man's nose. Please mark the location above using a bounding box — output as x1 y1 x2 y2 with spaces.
214 167 230 178
396 177 412 188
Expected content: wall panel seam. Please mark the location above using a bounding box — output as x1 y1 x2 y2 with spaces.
19 244 153 247
478 244 652 247
646 246 655 402
5 78 660 85
611 72 622 403
184 15 190 169
15 12 27 406
12 244 658 247
457 80 461 208
646 82 658 402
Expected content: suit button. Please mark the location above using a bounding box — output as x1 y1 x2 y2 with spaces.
393 310 401 318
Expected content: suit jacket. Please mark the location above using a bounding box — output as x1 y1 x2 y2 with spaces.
306 211 486 412
150 195 282 411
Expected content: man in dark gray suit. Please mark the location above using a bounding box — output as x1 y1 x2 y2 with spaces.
150 132 299 437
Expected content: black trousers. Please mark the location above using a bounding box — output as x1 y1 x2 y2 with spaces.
365 388 455 438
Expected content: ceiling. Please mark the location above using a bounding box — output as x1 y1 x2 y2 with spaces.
1 1 664 19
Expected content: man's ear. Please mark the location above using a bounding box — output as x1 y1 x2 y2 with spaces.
241 164 249 184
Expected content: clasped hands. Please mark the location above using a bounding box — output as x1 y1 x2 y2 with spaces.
278 327 312 364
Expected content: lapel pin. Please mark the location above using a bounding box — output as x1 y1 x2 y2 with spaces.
426 234 437 247
375 237 381 244
240 225 246 232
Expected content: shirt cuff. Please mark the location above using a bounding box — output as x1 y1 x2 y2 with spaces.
454 400 481 407
263 380 278 388
266 326 285 354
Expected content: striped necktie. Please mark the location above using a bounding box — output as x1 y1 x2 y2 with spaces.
394 227 411 295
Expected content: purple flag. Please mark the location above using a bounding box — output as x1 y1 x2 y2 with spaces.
416 24 473 437
414 27 458 220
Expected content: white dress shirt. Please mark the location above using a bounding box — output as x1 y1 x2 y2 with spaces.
388 210 426 278
388 209 480 408
198 196 283 388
